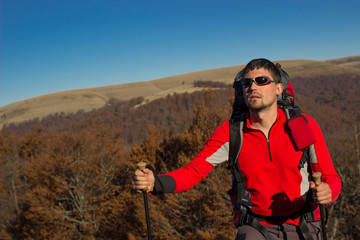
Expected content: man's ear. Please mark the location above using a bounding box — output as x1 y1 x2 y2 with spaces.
276 83 284 95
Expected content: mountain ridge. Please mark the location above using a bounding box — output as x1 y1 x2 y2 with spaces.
1 56 360 128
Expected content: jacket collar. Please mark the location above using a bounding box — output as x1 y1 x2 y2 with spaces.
244 107 284 130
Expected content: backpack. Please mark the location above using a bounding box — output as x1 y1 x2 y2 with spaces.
227 63 318 240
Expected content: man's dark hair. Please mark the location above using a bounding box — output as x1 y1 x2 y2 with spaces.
242 58 281 83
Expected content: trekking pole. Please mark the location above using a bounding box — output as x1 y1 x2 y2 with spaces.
137 162 152 240
312 172 327 240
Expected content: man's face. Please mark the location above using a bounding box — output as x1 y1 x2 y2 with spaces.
242 68 283 111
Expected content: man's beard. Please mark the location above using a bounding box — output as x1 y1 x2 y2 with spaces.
246 93 277 111
247 100 267 111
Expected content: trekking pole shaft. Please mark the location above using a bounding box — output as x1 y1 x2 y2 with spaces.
143 191 152 239
137 162 152 240
312 172 327 240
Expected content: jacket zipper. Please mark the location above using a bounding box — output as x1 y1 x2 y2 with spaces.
265 124 275 162
257 130 273 162
267 138 272 162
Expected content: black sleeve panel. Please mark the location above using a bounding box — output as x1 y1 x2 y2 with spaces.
153 175 176 194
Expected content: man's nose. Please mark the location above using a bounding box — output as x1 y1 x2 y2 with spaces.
248 79 257 90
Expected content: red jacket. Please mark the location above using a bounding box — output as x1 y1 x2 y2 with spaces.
157 108 341 224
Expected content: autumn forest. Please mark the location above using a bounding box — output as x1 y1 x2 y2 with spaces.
1 74 359 239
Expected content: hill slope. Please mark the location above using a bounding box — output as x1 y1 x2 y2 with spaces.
1 56 360 128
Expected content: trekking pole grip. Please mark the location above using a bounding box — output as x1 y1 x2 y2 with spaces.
137 162 147 171
312 172 322 186
137 162 151 192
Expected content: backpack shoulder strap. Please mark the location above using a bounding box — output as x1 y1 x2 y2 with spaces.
228 121 241 167
228 113 246 209
228 112 247 167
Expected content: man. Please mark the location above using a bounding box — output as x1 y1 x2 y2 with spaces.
132 58 341 239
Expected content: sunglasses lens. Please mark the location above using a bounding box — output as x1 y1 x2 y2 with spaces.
254 77 269 85
241 78 252 87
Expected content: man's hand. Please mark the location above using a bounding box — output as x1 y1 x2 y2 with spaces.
310 181 332 205
132 168 155 192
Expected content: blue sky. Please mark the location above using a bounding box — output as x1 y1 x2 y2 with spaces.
1 0 359 107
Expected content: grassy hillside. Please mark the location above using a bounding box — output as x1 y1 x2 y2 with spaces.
1 56 360 129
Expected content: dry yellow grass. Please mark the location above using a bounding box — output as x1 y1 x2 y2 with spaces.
1 57 359 129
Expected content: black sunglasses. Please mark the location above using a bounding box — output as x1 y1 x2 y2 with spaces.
241 76 276 88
